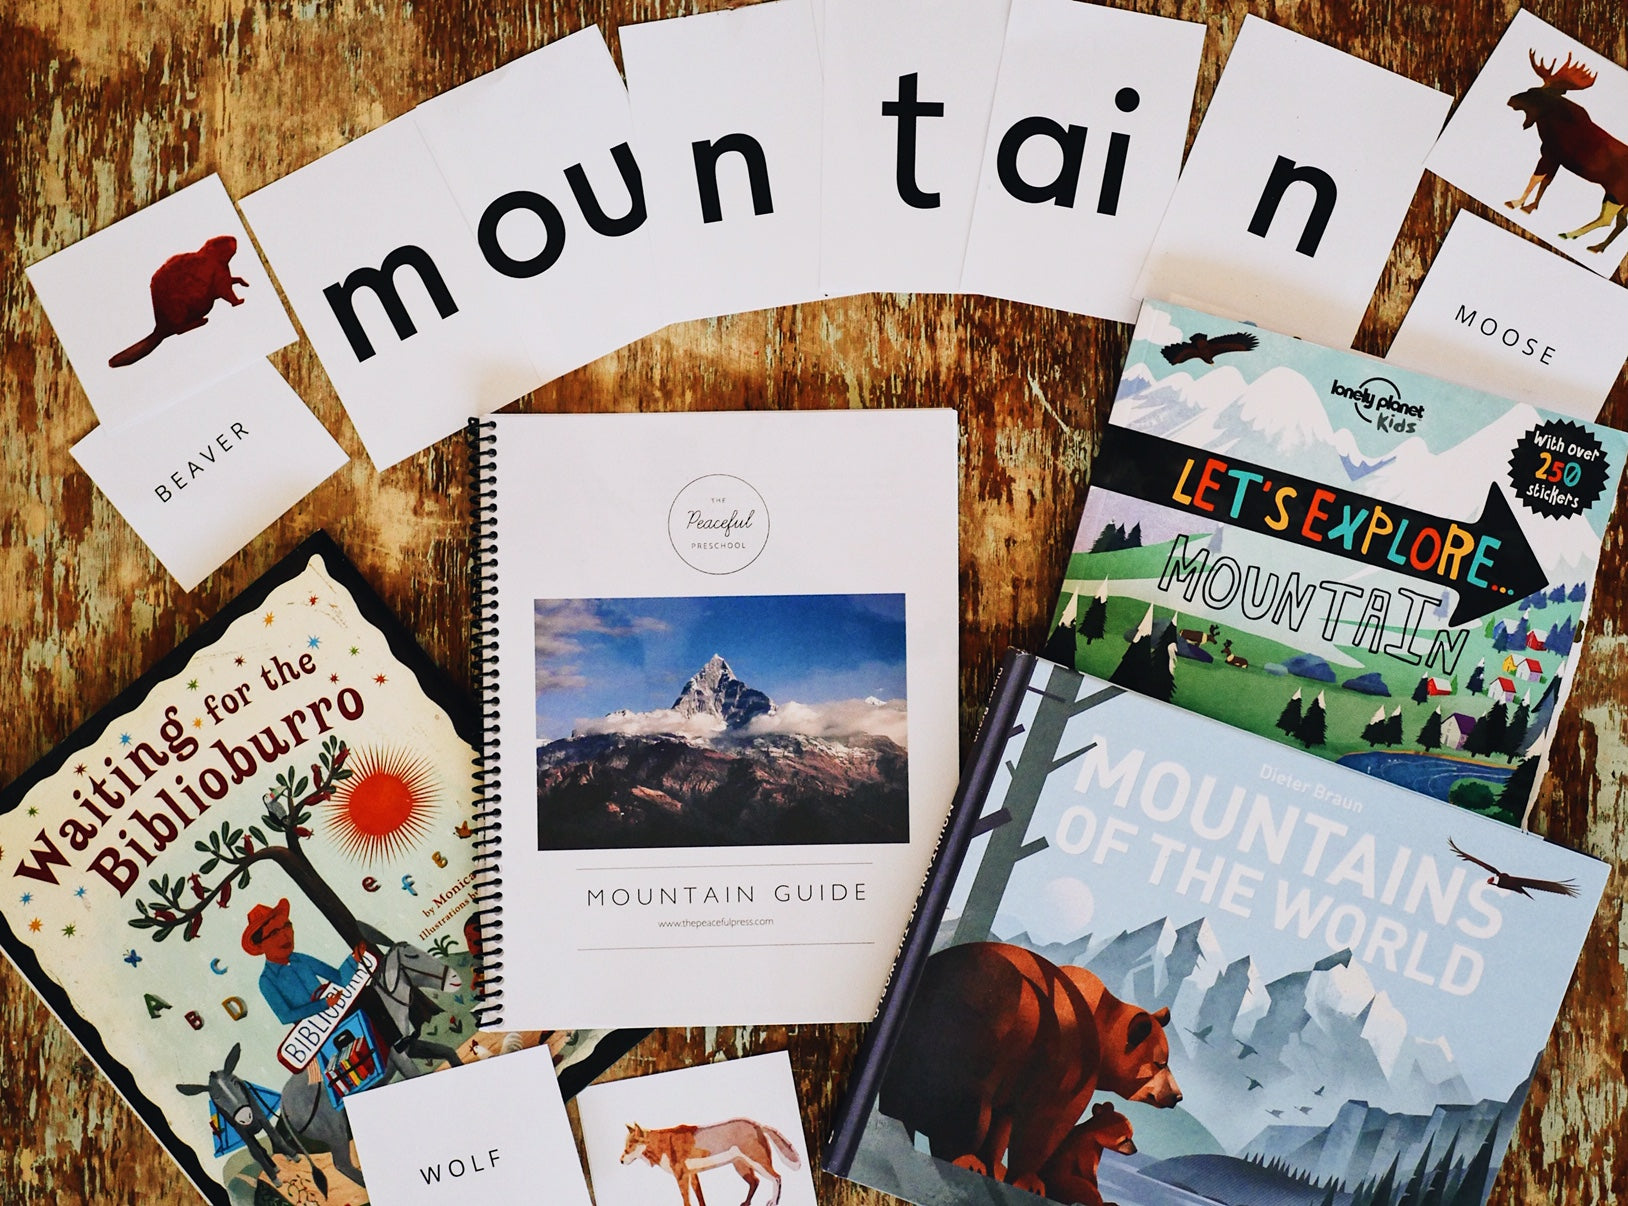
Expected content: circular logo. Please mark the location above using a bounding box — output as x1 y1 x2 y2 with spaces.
1508 419 1609 519
667 474 770 574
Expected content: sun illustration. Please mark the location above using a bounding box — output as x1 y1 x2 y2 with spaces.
323 747 439 863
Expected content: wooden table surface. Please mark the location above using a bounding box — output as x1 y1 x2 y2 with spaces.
4 0 1627 1201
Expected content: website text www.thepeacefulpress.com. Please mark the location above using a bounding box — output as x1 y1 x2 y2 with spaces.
657 916 776 929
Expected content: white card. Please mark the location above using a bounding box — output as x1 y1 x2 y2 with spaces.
818 0 1011 297
27 175 297 427
577 1052 816 1206
1387 211 1628 419
484 409 958 1028
959 0 1204 320
621 0 824 322
1426 10 1628 277
240 120 544 471
413 27 665 381
1136 15 1451 346
70 360 347 591
344 1044 592 1206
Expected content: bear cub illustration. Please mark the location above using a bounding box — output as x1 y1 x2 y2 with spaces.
1039 1101 1137 1206
878 941 1178 1196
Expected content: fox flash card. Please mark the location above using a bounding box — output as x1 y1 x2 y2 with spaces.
577 1051 817 1206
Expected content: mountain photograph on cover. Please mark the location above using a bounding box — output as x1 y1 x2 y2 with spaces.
533 594 909 850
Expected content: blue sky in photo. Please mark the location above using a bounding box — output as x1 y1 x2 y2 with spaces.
533 593 907 740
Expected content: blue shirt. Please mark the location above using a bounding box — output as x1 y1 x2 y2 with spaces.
259 951 359 1024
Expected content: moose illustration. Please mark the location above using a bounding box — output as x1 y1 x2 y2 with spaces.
1505 50 1628 253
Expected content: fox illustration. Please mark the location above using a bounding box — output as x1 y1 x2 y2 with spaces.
621 1118 804 1206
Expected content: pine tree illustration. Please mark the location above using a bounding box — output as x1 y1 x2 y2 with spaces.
1276 689 1304 738
1417 707 1444 752
1297 692 1328 748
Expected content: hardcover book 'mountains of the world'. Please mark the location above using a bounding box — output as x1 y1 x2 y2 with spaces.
825 651 1605 1206
1045 302 1627 827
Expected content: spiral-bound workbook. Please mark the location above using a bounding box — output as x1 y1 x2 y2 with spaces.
467 409 959 1026
0 534 638 1205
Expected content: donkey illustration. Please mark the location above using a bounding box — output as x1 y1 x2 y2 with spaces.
181 931 465 1195
1506 50 1628 253
177 1042 324 1194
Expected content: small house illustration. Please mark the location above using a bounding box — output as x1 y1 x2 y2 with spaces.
1526 630 1547 651
1443 713 1478 750
1425 676 1455 696
1488 677 1517 704
1502 655 1543 683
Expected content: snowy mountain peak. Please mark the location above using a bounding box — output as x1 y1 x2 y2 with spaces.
671 655 775 728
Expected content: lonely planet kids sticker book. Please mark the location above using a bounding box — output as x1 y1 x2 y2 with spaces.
0 534 627 1205
824 650 1608 1206
1044 301 1627 828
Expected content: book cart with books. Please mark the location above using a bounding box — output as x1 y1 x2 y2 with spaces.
5 1 1628 1203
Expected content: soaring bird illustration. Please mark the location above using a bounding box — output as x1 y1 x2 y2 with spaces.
1314 1085 1326 1097
1245 1077 1264 1092
1449 839 1579 897
1186 1024 1214 1045
1160 331 1259 366
1266 1108 1285 1118
1296 1105 1314 1115
1236 1040 1259 1059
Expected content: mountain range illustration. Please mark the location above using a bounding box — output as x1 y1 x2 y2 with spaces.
1114 357 1603 577
537 656 909 850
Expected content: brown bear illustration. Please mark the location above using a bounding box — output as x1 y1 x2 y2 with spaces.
1038 1101 1137 1206
108 235 248 367
878 942 1179 1195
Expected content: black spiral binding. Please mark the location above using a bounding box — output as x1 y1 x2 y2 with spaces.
467 417 505 1026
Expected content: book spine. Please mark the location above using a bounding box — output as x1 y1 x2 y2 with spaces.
467 417 505 1027
823 647 1036 1176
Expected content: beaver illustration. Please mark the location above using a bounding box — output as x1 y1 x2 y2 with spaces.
878 942 1179 1195
108 235 248 367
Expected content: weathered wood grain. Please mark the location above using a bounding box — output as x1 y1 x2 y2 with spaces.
2 0 1627 1201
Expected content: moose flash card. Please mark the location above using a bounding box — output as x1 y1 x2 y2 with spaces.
70 360 348 591
411 27 666 384
1137 16 1451 347
240 119 544 471
1387 212 1628 420
1427 10 1628 277
27 174 297 428
344 1043 591 1206
621 0 825 322
576 1051 817 1206
958 0 1204 321
825 651 1608 1206
817 0 1012 297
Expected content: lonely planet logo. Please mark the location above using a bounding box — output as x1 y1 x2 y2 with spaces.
1331 376 1422 434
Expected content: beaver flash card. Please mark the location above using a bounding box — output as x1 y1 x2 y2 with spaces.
343 1043 591 1206
70 361 347 591
27 174 297 427
1427 9 1628 277
576 1051 817 1206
